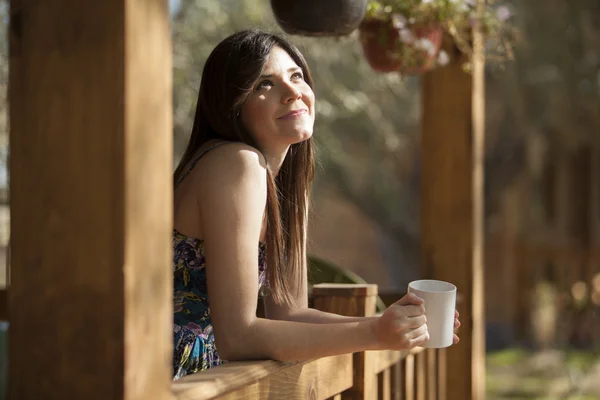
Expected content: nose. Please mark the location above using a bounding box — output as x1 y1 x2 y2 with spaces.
282 84 302 104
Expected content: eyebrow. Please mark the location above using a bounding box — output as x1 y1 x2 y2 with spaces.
258 67 302 79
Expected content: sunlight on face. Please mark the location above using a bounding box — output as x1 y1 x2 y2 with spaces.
241 47 315 149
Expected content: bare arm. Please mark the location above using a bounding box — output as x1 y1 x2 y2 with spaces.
198 144 429 362
267 304 379 324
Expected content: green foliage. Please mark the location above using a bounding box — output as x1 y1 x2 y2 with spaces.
487 347 528 366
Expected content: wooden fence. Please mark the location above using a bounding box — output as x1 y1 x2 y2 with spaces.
172 284 446 400
0 283 446 399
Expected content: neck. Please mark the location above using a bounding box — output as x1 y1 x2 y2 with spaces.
261 143 290 176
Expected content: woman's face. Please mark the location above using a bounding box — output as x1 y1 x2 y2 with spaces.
240 46 315 149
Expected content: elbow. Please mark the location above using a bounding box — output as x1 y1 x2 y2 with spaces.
212 319 261 361
214 324 296 363
214 333 247 361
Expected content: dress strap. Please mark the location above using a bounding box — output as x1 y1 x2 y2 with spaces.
175 141 229 188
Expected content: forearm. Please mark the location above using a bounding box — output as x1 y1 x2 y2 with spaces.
221 317 380 362
280 307 379 325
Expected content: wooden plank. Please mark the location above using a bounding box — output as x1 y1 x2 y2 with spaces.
378 368 391 400
8 1 172 399
420 1 486 398
311 283 378 298
426 349 437 400
368 347 424 375
437 349 447 400
391 363 402 400
404 355 415 400
172 355 353 400
0 289 6 320
370 350 405 375
416 351 425 400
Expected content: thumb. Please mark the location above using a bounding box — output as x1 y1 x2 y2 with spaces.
394 292 424 306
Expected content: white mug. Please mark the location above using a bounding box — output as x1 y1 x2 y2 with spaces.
408 280 457 348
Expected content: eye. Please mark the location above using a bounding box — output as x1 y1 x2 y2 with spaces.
256 80 273 90
291 71 304 80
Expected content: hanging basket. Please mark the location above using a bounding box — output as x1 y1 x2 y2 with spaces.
359 19 443 74
270 0 368 37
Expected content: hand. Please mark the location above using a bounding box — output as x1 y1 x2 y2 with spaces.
372 293 429 351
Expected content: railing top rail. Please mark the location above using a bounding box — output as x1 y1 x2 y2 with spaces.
172 353 353 400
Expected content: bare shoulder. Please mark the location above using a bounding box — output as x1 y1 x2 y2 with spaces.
203 142 266 171
194 142 267 194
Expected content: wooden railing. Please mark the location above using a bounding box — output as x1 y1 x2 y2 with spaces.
1 284 445 399
172 284 447 400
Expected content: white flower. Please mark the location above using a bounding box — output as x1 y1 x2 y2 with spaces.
399 29 415 44
437 50 450 66
496 6 511 21
414 38 437 56
392 13 407 29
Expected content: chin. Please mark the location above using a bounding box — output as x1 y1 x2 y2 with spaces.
289 129 313 144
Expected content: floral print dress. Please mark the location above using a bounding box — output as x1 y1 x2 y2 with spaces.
172 142 268 380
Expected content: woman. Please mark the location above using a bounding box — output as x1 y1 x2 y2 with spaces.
172 29 459 380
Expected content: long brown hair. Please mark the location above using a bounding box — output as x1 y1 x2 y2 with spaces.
174 30 315 307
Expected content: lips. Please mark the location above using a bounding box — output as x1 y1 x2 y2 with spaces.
278 109 308 120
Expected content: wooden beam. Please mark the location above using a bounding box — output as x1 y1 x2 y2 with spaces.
172 355 353 400
419 1 486 398
8 1 172 399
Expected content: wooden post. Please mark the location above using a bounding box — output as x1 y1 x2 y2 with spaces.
420 0 486 397
312 284 378 400
591 143 600 277
501 184 523 341
8 1 172 399
552 152 571 294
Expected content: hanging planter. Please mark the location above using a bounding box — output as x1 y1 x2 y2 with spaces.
358 0 517 74
359 19 443 74
270 0 368 37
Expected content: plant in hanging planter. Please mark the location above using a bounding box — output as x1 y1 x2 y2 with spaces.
359 0 517 74
440 0 517 70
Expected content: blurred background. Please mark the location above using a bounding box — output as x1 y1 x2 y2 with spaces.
1 0 600 398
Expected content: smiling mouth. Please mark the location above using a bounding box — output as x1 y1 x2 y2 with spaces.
278 109 308 120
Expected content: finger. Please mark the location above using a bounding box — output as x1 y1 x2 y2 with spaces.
403 314 427 329
455 310 459 319
453 334 460 344
409 331 430 348
405 323 428 340
454 318 461 329
400 304 426 317
389 303 425 318
394 292 424 306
